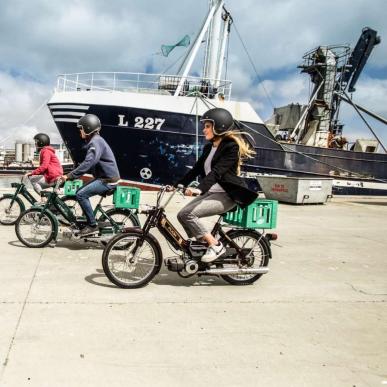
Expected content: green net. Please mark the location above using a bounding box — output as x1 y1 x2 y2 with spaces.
161 34 190 57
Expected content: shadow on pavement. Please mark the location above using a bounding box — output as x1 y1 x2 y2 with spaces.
84 268 118 289
8 239 103 250
85 265 229 289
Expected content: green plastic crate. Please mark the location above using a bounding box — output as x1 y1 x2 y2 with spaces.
223 199 278 229
64 180 83 196
113 186 141 209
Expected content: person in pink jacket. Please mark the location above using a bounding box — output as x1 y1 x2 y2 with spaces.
25 133 63 195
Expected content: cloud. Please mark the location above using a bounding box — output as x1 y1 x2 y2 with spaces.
0 71 58 146
230 73 310 120
354 77 387 116
337 77 387 146
1 0 385 78
0 0 386 148
227 0 387 74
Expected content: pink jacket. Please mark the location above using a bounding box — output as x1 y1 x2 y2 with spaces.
31 146 63 183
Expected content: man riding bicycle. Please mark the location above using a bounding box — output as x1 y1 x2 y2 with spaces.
61 114 120 236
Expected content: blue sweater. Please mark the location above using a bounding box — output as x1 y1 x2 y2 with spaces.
68 134 120 181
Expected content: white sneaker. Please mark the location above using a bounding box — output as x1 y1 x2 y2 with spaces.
201 242 225 263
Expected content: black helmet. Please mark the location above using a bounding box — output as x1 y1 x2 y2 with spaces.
33 133 50 148
77 114 101 135
200 108 234 135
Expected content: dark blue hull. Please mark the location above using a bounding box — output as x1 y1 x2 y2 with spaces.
48 102 387 195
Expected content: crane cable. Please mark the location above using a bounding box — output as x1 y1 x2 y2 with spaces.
232 20 275 110
189 93 387 183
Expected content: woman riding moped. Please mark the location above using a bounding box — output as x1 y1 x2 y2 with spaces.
175 107 257 263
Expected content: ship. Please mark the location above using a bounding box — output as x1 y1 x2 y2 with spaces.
47 0 387 195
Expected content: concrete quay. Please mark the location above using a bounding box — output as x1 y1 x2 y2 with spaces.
0 190 386 387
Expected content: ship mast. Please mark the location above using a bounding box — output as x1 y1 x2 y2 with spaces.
175 0 231 97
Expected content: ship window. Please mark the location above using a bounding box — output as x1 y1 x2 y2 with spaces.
365 146 376 152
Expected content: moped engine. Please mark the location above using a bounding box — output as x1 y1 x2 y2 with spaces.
165 257 185 272
184 260 199 275
165 256 199 276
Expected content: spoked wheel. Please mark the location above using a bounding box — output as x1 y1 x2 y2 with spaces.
0 197 23 225
56 196 81 225
102 231 161 289
62 196 83 217
99 208 140 229
99 209 141 248
220 230 270 285
15 209 56 248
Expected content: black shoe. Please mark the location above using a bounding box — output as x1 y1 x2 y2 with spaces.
97 221 111 228
77 225 99 236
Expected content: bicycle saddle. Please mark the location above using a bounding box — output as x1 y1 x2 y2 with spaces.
101 187 116 197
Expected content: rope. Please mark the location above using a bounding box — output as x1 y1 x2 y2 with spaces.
160 51 188 75
237 120 387 184
232 21 274 110
187 92 387 184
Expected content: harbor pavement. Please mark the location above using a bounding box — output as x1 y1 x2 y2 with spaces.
0 189 386 387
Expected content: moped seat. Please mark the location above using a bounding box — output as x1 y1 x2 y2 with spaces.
101 187 116 197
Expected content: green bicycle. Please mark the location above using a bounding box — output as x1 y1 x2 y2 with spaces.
0 175 78 225
15 179 140 248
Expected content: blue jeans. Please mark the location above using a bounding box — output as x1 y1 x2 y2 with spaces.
75 179 114 226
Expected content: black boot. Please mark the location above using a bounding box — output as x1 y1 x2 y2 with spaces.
77 224 98 236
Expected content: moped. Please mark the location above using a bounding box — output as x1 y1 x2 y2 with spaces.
102 185 277 288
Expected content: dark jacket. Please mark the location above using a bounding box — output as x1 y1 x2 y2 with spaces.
67 134 120 182
176 138 257 208
31 146 63 183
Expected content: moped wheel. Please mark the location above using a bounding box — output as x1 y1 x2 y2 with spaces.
220 230 270 285
15 209 56 248
0 196 23 225
102 232 161 289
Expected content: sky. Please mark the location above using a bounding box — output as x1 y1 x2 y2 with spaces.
0 0 386 149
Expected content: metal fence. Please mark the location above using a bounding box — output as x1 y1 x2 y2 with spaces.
55 72 232 100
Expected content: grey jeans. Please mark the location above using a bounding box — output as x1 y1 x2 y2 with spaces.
29 175 54 194
177 191 236 239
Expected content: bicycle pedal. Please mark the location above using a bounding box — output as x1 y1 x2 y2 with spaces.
48 240 57 248
97 221 111 228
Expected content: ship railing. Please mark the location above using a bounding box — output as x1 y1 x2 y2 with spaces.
55 72 232 100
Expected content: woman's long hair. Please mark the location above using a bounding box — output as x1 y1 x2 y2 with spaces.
221 131 255 175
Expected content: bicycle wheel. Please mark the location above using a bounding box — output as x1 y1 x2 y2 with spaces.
220 230 270 285
99 208 140 228
0 196 24 225
62 196 83 217
102 231 161 289
15 209 56 248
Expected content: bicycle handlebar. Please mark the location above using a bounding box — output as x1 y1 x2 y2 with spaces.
53 177 64 192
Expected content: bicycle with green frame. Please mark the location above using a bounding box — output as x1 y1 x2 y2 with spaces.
15 179 140 248
0 175 79 225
